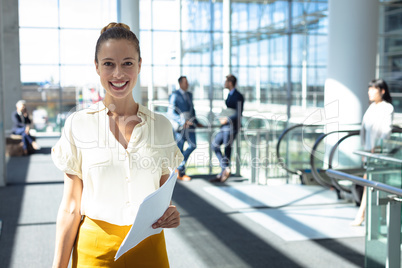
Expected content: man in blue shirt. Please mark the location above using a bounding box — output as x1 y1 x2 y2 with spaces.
211 74 244 182
168 76 203 181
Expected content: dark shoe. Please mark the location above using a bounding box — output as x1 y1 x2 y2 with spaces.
177 174 191 182
209 177 221 183
220 168 231 183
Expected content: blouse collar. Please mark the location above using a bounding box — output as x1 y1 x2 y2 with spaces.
86 101 155 121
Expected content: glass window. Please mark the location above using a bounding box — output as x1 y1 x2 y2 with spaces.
140 0 151 30
139 31 152 66
231 3 248 32
292 34 304 66
19 0 59 28
152 31 180 66
181 0 211 31
239 67 257 102
249 3 260 32
139 65 150 89
19 28 59 65
307 35 327 66
60 65 99 87
238 42 249 66
213 33 223 66
259 67 270 103
20 65 60 84
59 0 117 29
152 0 179 31
181 32 211 66
272 1 288 30
270 35 288 66
307 67 325 107
60 29 99 65
213 1 223 31
212 67 224 100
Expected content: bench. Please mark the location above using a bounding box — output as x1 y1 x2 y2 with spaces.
5 134 36 156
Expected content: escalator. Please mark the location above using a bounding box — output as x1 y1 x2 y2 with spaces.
276 123 326 185
277 124 402 204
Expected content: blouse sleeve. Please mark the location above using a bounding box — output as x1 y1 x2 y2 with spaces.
379 104 394 140
161 146 184 176
156 115 184 176
51 115 82 178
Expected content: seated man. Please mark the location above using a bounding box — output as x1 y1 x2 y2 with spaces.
168 76 203 181
11 100 40 155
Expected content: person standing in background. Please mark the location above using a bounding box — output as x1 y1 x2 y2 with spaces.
351 79 394 226
168 76 203 181
211 74 244 183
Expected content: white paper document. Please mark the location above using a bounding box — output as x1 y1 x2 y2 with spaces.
115 171 177 260
219 108 236 118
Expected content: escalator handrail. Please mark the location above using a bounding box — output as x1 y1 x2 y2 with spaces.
326 169 402 197
311 125 402 189
309 129 360 188
276 124 306 175
327 131 361 193
276 123 325 175
327 126 402 193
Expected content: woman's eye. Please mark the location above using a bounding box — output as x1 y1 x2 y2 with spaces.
124 62 133 66
104 62 113 66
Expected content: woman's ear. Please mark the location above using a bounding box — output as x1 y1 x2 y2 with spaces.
95 60 100 75
138 58 142 74
381 89 385 97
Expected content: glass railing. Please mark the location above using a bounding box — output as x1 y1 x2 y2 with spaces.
183 123 289 184
329 148 402 268
361 151 402 268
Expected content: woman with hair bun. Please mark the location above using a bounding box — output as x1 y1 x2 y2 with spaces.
51 22 183 267
351 78 394 226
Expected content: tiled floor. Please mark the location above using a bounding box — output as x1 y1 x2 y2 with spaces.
203 184 365 241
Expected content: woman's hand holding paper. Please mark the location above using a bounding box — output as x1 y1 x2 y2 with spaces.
152 205 180 229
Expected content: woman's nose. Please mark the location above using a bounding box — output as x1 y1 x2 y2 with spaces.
113 66 124 78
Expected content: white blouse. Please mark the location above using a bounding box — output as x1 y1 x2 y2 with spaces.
52 102 183 226
360 101 394 151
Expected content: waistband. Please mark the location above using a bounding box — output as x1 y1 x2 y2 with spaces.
81 216 132 235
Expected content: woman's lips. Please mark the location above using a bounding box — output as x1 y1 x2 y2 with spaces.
110 81 128 90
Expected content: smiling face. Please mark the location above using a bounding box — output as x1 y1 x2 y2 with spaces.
95 39 142 100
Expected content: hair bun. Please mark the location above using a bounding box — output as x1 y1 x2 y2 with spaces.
101 22 130 34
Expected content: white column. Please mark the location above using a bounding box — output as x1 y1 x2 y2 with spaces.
118 0 142 104
2 0 21 130
0 0 20 187
323 0 378 168
325 0 379 125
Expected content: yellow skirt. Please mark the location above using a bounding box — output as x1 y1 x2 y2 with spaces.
72 216 170 268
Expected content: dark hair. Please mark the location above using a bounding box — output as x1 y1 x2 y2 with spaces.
368 79 392 104
95 22 141 64
178 76 187 84
226 74 237 87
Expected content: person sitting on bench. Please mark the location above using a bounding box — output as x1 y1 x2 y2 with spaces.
11 100 40 155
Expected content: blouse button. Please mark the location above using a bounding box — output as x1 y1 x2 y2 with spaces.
126 201 130 206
